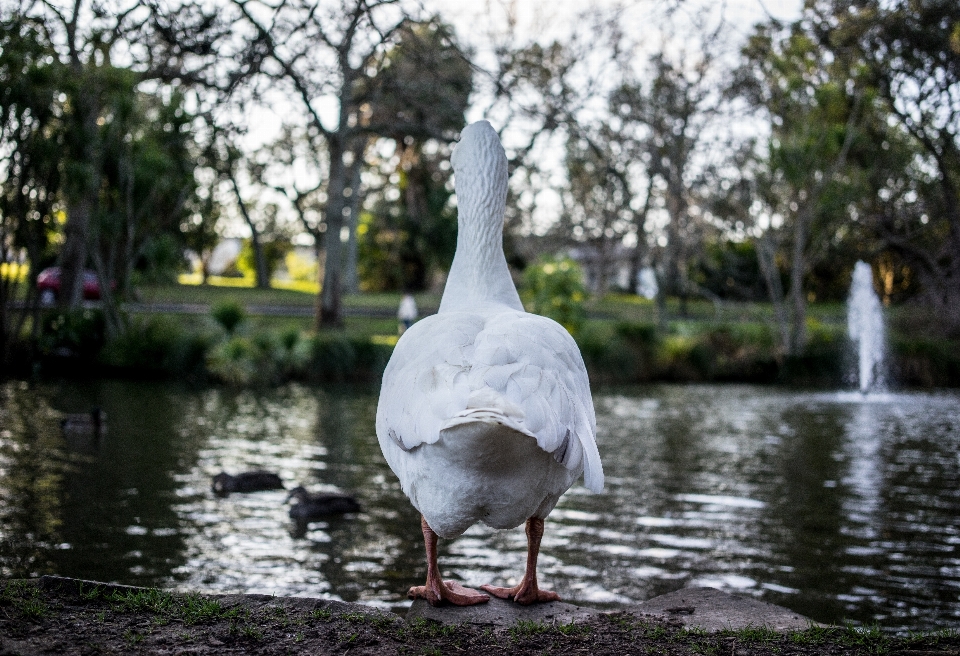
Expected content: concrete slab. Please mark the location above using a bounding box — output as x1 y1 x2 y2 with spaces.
38 576 818 635
628 587 820 633
406 595 600 628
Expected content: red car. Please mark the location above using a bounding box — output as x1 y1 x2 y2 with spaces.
36 267 106 304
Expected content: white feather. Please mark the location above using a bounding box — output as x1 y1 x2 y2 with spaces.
376 120 603 539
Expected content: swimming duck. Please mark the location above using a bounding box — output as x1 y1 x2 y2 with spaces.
286 486 361 522
376 121 603 607
212 471 285 497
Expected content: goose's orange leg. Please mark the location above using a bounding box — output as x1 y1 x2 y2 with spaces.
481 517 559 605
408 516 489 606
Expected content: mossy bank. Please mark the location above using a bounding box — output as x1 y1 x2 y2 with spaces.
3 578 959 656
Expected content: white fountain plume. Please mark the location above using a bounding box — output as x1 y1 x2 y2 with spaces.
847 261 886 393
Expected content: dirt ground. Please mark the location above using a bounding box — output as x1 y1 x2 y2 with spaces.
1 578 958 656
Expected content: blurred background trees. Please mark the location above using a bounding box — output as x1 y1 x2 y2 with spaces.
2 0 959 365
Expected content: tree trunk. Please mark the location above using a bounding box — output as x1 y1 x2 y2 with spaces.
251 235 269 290
59 77 103 310
59 195 94 308
344 154 363 295
318 139 348 328
756 233 790 355
595 237 610 298
787 203 812 355
230 174 270 289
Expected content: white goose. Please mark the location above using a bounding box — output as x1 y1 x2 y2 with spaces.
376 120 603 606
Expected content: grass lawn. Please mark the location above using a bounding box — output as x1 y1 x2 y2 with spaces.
587 293 849 325
138 280 441 312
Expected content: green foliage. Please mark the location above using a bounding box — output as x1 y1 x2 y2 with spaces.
660 334 716 380
0 581 48 620
99 315 209 378
38 309 107 361
105 587 227 626
206 336 257 386
355 19 469 293
509 619 549 640
211 300 246 335
404 617 459 639
275 327 311 377
555 621 591 636
0 12 63 352
238 236 292 283
891 335 960 388
358 152 458 292
615 321 659 347
308 335 357 383
521 255 587 335
135 233 185 285
694 240 768 302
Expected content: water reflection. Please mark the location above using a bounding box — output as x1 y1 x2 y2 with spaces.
1 381 959 631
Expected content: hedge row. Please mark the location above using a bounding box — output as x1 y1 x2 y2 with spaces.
10 309 960 388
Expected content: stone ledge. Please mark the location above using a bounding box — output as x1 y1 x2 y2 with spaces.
407 595 601 628
408 586 820 633
628 587 821 633
37 576 819 634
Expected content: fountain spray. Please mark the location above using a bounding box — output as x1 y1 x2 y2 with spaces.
847 261 886 393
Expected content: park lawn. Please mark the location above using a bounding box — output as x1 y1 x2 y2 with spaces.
138 281 442 312
587 293 849 326
142 308 399 340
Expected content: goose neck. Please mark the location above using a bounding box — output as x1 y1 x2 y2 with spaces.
440 210 522 313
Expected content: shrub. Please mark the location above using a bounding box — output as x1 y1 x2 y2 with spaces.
576 324 638 384
207 336 257 385
307 335 356 383
100 316 183 375
38 309 107 362
211 300 246 335
704 324 778 382
521 255 587 336
659 334 715 381
349 338 394 381
891 335 960 387
275 327 312 378
780 323 844 386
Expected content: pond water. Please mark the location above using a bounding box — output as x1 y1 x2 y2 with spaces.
1 380 958 632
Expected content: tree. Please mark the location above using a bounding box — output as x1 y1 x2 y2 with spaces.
7 0 242 322
227 0 472 327
0 11 63 362
358 19 470 291
735 17 868 354
358 142 459 291
262 124 329 288
555 125 643 296
93 85 200 304
827 0 960 334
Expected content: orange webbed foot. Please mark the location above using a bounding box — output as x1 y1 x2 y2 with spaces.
409 579 490 607
480 581 560 605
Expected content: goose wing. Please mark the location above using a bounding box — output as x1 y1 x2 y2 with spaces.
376 310 603 493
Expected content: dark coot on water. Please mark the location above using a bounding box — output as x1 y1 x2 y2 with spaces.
287 486 361 522
212 471 285 496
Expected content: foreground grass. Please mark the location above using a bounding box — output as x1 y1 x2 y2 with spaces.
2 579 958 656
